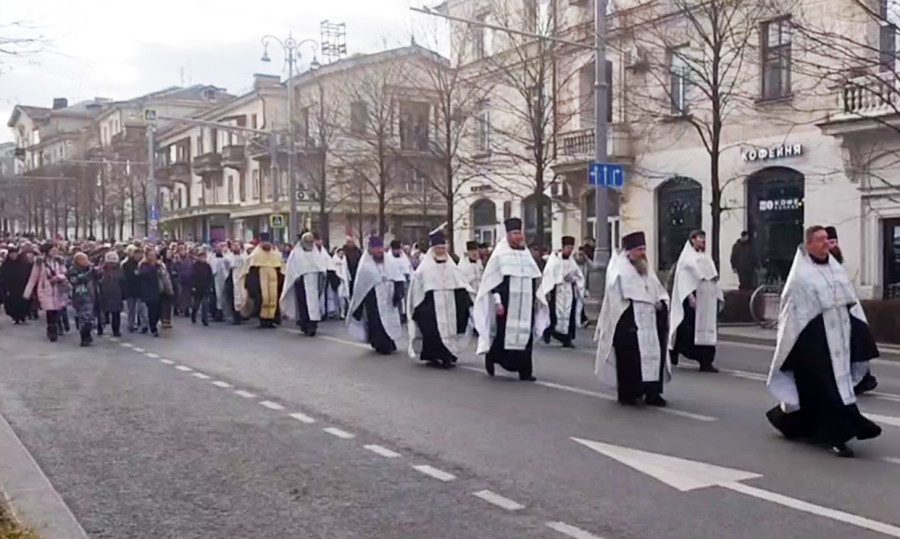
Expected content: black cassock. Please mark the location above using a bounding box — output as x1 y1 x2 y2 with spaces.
413 286 472 365
612 302 668 403
0 259 32 322
293 274 321 336
547 283 577 345
486 276 538 380
353 282 404 354
766 310 882 445
670 297 715 367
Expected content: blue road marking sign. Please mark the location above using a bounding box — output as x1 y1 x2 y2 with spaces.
588 162 625 187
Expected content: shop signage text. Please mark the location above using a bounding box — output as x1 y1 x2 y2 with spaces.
470 184 494 193
758 198 802 212
742 143 803 162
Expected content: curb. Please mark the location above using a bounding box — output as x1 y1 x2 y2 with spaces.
719 334 900 361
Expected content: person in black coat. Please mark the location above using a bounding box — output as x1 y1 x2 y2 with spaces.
189 251 214 326
0 247 32 324
137 249 163 337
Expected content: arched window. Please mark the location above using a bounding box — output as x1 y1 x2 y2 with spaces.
657 176 702 271
747 166 804 282
523 193 552 246
471 198 497 245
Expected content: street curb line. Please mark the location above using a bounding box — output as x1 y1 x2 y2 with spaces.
0 409 89 539
719 334 900 361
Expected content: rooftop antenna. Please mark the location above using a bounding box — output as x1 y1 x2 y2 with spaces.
320 20 347 64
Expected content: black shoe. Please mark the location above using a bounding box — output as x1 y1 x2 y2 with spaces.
854 372 878 396
669 351 679 366
141 327 149 334
97 328 104 336
485 358 495 377
562 341 575 349
644 394 668 407
152 329 159 337
519 374 537 382
112 331 122 338
47 326 58 342
80 341 90 347
699 364 719 373
830 443 855 458
202 320 209 327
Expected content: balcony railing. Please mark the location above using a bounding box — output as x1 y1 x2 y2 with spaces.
158 161 192 184
221 145 245 170
556 126 634 162
192 152 223 177
836 73 900 118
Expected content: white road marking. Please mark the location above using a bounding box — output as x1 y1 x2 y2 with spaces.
174 365 193 372
234 390 257 399
159 359 175 365
318 334 370 350
882 457 900 465
865 413 900 429
323 427 355 439
412 464 456 482
363 444 401 458
144 352 159 359
211 381 233 389
121 342 133 348
191 373 211 380
721 369 767 382
871 391 900 404
132 347 145 353
472 490 524 511
260 400 285 411
289 412 316 424
546 521 604 539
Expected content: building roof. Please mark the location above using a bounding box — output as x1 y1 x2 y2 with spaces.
6 105 52 128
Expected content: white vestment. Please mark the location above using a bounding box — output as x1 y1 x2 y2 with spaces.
279 245 327 322
347 252 405 343
457 255 484 292
474 238 550 355
594 251 671 388
224 252 248 311
407 249 475 358
667 241 724 350
766 247 870 409
538 252 585 335
329 253 351 317
210 254 229 311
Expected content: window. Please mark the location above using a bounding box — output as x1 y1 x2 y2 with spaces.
474 14 494 59
475 100 491 153
296 107 310 143
526 0 551 34
761 17 792 100
402 167 426 192
669 45 690 115
227 175 234 203
350 101 368 135
102 126 107 145
196 135 204 155
880 0 898 72
239 170 246 202
399 101 430 151
503 201 512 220
252 169 260 200
251 114 258 129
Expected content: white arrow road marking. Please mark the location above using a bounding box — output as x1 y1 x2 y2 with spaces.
572 438 900 537
865 413 900 429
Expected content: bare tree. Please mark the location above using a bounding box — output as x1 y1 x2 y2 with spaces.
621 0 767 268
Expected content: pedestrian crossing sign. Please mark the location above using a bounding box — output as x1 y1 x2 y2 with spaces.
270 214 285 229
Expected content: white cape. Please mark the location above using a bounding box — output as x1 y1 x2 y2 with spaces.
210 254 229 311
457 255 484 291
279 245 327 322
766 247 869 409
224 252 248 311
473 238 550 355
594 251 670 389
407 248 475 358
347 252 405 344
667 241 724 350
538 252 585 335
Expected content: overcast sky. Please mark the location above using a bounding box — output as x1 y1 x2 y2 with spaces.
0 0 442 142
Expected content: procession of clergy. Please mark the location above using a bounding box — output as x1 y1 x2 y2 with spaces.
259 217 882 459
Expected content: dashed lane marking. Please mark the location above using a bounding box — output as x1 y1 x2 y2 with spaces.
323 427 355 439
865 413 900 429
191 373 211 380
145 352 159 359
159 359 175 365
883 457 900 465
234 390 256 399
363 444 402 458
174 365 193 372
289 412 316 424
317 334 371 350
472 490 525 511
132 347 145 353
260 400 285 411
211 381 233 389
871 391 900 404
546 521 605 539
121 343 133 348
412 464 456 482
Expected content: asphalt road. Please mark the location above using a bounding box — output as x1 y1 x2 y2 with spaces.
1 316 899 539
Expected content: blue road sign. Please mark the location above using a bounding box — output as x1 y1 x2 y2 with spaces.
149 205 159 222
588 162 625 187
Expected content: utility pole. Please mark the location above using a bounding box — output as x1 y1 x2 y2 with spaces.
147 124 158 241
411 3 612 269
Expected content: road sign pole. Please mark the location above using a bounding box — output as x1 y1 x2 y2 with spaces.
594 0 610 269
147 124 157 241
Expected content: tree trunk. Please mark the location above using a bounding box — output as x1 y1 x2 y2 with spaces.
52 184 59 238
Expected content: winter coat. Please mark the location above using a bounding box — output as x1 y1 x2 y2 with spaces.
138 261 163 304
23 255 70 311
99 264 125 313
67 264 99 325
175 259 194 285
189 261 214 299
121 257 142 299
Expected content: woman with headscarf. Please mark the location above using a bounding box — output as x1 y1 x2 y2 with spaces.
0 246 33 324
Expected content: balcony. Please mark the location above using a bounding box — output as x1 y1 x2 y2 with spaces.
111 125 146 147
554 125 634 169
13 147 25 159
820 73 900 135
191 152 223 184
221 145 245 170
157 161 192 185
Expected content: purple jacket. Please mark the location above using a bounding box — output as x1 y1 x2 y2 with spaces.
175 259 193 284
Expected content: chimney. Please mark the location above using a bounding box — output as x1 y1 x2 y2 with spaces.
253 73 281 91
52 98 68 110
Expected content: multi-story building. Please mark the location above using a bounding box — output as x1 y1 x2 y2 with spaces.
0 142 19 234
447 0 900 297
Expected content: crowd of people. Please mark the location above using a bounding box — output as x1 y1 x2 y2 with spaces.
0 219 884 458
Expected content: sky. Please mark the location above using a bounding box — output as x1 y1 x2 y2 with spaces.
0 0 444 142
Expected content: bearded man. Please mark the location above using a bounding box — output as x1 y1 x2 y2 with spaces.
594 232 670 407
280 232 327 336
457 240 484 292
347 237 406 354
539 236 585 348
239 233 285 328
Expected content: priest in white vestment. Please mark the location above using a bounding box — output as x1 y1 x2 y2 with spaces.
668 230 723 372
348 237 406 354
474 217 549 382
457 240 485 292
407 229 474 367
330 247 351 319
222 241 246 324
765 226 881 458
280 233 327 336
390 240 413 323
594 232 670 407
539 236 585 348
210 242 230 322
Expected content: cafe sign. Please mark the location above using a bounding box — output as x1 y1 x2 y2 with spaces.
742 143 803 162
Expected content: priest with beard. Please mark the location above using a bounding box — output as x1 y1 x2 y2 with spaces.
347 237 406 354
239 233 285 328
539 236 585 348
474 218 549 382
280 233 327 336
826 226 877 395
766 226 882 458
407 229 474 368
457 240 484 292
594 232 670 407
668 230 724 372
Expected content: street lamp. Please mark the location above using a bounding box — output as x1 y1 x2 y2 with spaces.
260 33 320 242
